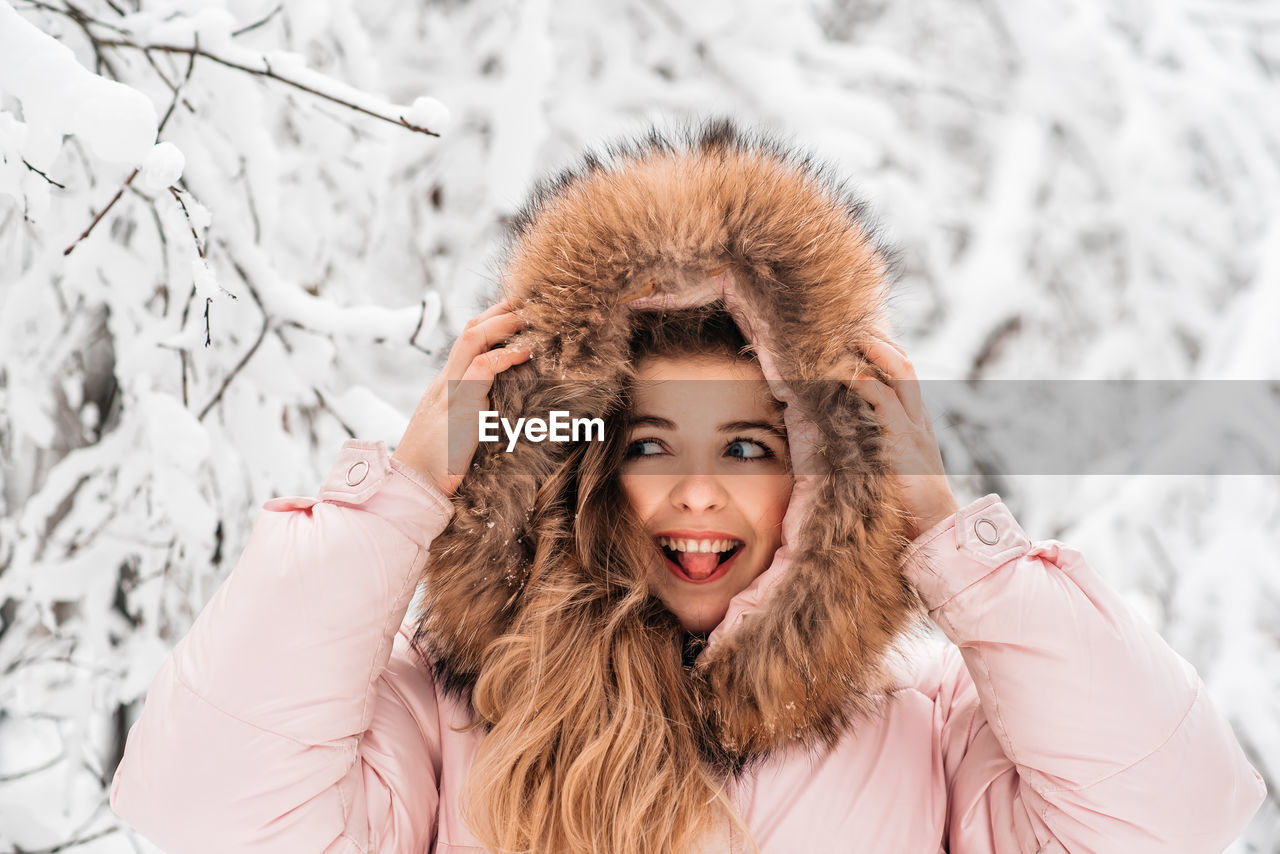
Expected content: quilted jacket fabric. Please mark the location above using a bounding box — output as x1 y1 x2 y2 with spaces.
110 438 1267 852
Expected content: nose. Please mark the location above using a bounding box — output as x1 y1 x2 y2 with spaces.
668 473 729 513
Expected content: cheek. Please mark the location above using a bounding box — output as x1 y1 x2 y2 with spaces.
772 483 794 522
749 477 794 533
618 475 654 517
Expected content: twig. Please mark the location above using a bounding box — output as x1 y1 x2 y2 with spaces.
156 33 199 133
195 248 269 421
22 5 437 136
178 257 198 332
66 136 96 190
168 180 241 344
311 385 357 438
409 298 434 355
236 155 262 242
23 159 66 189
167 186 211 262
310 99 374 142
131 187 171 301
271 325 364 435
231 3 282 38
64 168 137 256
0 752 64 783
63 0 123 77
22 0 127 34
141 47 178 90
93 39 442 136
0 207 14 244
196 295 260 407
409 298 428 345
0 824 120 853
203 296 213 348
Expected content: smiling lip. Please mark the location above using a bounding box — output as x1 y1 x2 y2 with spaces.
654 531 745 585
654 529 742 541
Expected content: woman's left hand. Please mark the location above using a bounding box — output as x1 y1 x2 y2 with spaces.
847 335 959 541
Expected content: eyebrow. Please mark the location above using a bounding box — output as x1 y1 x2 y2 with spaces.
626 414 787 437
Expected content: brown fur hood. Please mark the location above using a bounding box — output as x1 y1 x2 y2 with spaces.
411 117 931 775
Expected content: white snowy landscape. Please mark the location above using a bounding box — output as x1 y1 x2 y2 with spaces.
1 0 1279 850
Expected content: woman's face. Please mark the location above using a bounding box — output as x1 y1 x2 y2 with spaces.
618 354 794 634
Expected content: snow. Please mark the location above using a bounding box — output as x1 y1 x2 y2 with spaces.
139 141 186 192
1 0 1278 851
404 95 451 134
179 189 212 232
0 1 157 169
136 6 238 51
190 256 218 299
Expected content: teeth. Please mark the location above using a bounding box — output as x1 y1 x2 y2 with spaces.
656 536 741 553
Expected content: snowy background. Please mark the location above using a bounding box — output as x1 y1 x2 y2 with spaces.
2 0 1279 850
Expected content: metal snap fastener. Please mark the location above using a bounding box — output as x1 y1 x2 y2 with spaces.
974 517 999 545
346 460 370 486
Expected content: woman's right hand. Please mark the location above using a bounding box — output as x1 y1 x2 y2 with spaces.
392 298 530 497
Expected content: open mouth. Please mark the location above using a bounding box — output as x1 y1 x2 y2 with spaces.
655 536 744 584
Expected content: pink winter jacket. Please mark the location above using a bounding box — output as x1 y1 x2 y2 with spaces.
109 438 1267 853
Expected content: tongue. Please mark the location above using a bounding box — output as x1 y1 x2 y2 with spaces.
677 551 721 580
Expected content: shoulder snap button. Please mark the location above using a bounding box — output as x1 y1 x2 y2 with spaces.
974 517 999 545
346 460 370 486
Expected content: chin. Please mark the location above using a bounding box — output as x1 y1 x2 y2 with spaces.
671 603 729 635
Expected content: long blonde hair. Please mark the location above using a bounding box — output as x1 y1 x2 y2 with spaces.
460 305 763 853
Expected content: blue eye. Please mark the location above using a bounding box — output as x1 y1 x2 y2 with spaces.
624 438 665 459
624 437 779 463
726 438 775 462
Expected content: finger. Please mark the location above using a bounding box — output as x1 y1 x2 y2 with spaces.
849 377 912 435
864 337 927 427
454 344 531 402
872 332 907 359
464 297 516 329
850 341 901 397
446 312 528 386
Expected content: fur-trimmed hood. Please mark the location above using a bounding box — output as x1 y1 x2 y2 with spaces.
412 117 930 775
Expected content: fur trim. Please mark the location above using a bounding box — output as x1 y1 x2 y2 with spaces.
411 116 932 775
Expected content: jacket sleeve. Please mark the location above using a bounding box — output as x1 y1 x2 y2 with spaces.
109 439 454 853
901 493 1267 854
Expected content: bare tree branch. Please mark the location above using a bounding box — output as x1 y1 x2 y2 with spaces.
149 37 198 133
168 184 237 347
0 751 64 783
18 4 439 139
232 3 283 38
93 39 442 137
236 155 262 243
195 247 269 421
202 296 213 348
23 159 66 189
310 385 357 438
60 0 125 78
0 824 120 853
20 0 127 34
167 186 212 263
64 168 137 256
130 187 171 302
409 298 435 356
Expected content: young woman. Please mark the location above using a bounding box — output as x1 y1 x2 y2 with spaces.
110 120 1266 853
